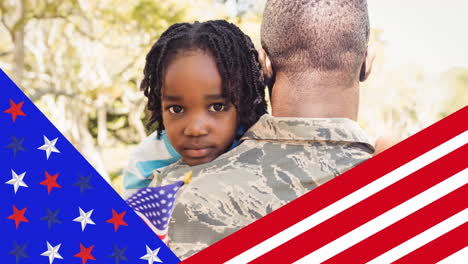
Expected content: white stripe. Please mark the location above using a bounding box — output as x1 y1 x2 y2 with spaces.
369 210 468 264
437 246 468 264
295 170 468 264
225 131 468 264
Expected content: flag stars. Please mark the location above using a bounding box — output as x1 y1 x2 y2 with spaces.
38 135 60 159
3 74 183 264
41 242 63 264
106 209 128 232
74 243 96 264
73 174 93 193
7 205 29 229
3 99 26 122
5 169 28 194
140 245 162 264
127 182 182 232
73 207 96 231
6 136 26 157
9 241 28 263
40 171 61 194
108 245 128 264
40 208 61 229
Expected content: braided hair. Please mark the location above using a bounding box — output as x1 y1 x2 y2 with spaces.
141 20 268 138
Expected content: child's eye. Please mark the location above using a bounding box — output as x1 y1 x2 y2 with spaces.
168 105 184 114
209 103 225 112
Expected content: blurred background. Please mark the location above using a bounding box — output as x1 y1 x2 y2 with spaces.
1 0 467 193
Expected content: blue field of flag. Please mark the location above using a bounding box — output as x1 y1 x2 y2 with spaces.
0 68 180 264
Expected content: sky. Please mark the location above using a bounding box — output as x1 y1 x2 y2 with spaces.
368 0 468 74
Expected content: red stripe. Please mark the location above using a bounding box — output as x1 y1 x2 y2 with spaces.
250 145 468 263
392 222 468 264
324 184 468 263
183 106 468 264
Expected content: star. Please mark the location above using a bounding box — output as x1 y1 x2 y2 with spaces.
74 243 96 264
3 99 26 122
7 205 29 229
40 208 62 229
140 246 162 264
5 169 28 194
108 245 128 264
5 136 26 157
41 241 63 264
106 209 128 232
73 174 93 193
37 135 60 159
40 171 61 194
73 207 96 231
8 241 28 263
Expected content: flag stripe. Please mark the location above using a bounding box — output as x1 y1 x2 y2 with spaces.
183 107 468 264
292 169 468 264
437 246 468 264
391 216 468 264
324 184 468 264
251 146 468 263
229 132 467 264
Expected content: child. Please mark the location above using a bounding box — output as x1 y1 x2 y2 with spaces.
123 20 268 197
123 20 268 241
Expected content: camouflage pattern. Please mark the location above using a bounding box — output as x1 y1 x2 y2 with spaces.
151 114 374 259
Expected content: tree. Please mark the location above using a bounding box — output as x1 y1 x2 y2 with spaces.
0 0 188 180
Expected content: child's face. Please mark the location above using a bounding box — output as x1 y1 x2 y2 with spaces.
161 50 238 166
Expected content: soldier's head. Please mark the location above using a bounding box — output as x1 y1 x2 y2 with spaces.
261 0 372 85
141 20 267 166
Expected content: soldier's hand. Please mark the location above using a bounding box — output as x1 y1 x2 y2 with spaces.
374 134 400 155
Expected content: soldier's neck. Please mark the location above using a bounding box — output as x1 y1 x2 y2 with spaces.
271 71 359 121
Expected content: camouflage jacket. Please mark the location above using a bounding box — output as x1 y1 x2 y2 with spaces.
152 114 374 259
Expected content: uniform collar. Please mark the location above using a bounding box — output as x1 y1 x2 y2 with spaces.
242 114 372 147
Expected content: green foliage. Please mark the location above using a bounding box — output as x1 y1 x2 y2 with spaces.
132 0 186 34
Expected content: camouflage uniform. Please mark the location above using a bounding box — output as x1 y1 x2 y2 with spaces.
151 114 374 259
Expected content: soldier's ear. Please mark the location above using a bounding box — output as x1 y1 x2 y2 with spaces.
360 45 375 82
258 47 275 91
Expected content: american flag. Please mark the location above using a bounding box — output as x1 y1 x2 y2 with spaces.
126 172 191 244
0 69 181 264
2 67 467 264
183 106 468 263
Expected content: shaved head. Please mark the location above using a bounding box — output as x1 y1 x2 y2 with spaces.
261 0 370 80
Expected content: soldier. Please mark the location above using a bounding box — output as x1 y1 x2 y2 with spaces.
154 0 382 259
